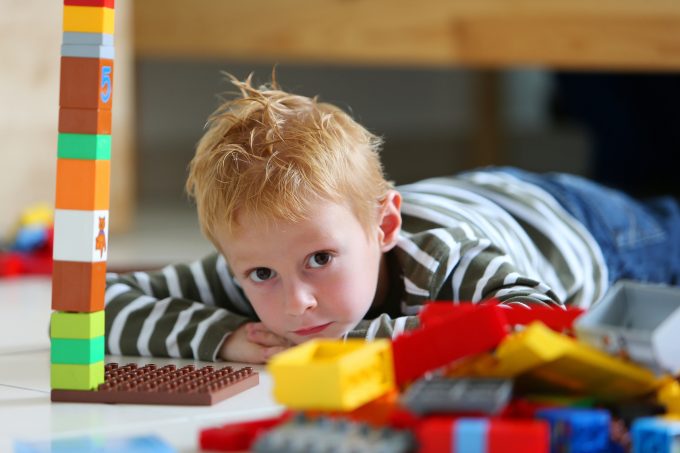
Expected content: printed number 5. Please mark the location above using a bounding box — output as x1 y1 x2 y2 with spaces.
101 66 112 104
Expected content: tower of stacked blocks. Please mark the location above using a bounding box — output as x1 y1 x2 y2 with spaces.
51 0 115 393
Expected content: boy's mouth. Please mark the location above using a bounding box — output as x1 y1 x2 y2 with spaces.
293 322 333 336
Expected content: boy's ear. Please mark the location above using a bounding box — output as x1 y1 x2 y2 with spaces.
377 190 402 252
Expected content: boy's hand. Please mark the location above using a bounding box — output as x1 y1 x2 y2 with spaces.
219 322 293 364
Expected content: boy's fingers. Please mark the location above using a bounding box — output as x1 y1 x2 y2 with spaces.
247 328 290 347
264 346 289 361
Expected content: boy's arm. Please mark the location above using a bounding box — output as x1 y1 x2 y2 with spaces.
345 314 421 340
105 252 256 361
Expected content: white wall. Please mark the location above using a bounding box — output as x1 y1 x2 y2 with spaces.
0 0 135 237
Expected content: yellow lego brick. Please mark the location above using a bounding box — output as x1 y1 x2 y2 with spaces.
50 311 105 339
478 322 662 400
51 361 105 390
659 380 680 415
63 6 115 34
267 339 395 411
447 323 664 400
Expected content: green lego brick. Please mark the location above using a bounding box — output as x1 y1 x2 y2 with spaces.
51 336 105 364
51 361 105 390
57 133 111 160
50 311 105 339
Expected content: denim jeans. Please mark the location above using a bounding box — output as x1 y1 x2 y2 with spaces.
491 167 680 285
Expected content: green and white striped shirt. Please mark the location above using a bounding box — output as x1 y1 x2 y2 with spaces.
105 170 608 361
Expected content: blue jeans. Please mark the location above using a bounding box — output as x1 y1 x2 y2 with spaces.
491 167 680 285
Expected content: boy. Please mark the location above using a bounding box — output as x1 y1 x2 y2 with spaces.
105 74 680 364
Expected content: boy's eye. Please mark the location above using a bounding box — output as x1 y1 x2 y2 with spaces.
249 267 276 282
308 252 332 269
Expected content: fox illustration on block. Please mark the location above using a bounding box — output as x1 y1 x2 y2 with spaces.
95 216 106 258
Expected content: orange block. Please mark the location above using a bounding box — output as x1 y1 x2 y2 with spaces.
59 108 112 134
51 261 107 312
60 57 114 110
55 159 110 210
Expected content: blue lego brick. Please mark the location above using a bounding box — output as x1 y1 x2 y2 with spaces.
536 407 611 453
63 32 114 46
14 434 175 453
455 418 488 453
631 418 680 453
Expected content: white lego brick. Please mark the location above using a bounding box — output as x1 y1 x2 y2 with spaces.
53 209 109 262
575 280 680 375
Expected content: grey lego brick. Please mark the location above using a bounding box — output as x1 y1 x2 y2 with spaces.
252 414 415 453
61 44 115 59
401 376 513 415
63 32 114 46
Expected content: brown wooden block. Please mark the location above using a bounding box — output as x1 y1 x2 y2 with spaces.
59 108 112 134
55 158 110 211
60 57 114 110
51 260 107 312
51 363 260 405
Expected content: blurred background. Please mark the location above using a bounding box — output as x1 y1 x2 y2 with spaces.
2 0 679 270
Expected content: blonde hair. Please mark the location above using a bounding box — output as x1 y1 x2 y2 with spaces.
186 73 393 244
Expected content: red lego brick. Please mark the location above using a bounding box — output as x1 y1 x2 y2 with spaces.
488 419 550 453
415 417 455 453
199 413 292 451
419 301 584 334
64 0 115 7
60 57 114 110
51 261 106 312
391 304 508 387
51 363 259 405
59 108 112 134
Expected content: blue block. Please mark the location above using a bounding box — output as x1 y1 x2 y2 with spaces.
537 407 611 453
14 434 175 453
631 417 680 453
455 418 488 453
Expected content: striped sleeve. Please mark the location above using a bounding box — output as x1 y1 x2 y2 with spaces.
346 315 420 340
104 252 256 361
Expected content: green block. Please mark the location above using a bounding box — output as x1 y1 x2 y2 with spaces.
51 336 105 364
51 311 104 339
57 133 111 160
51 361 105 390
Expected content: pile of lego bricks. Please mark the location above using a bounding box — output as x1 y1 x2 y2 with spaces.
199 286 680 452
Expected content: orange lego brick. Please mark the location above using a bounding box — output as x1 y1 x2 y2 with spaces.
63 5 114 34
55 158 110 211
51 260 107 312
59 108 112 134
60 57 113 110
51 363 259 405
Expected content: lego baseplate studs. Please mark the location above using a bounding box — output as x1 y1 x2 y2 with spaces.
51 362 259 405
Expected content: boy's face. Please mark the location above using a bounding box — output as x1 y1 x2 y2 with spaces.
216 196 400 345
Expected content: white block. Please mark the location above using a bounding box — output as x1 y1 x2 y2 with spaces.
53 209 109 262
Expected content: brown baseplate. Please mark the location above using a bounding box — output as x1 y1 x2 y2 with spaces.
51 362 259 405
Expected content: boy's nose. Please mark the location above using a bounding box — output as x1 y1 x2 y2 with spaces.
283 283 317 316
